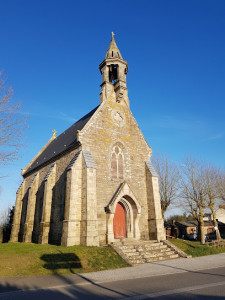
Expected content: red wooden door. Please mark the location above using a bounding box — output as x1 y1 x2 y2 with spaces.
113 203 126 239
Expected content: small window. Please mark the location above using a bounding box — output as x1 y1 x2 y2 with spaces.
112 51 113 57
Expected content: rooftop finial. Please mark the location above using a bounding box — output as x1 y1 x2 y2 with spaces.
52 129 57 138
105 32 123 59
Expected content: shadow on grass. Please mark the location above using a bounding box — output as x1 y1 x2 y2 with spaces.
40 251 82 274
38 251 130 298
0 251 128 299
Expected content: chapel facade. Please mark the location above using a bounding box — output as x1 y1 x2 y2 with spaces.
10 34 165 246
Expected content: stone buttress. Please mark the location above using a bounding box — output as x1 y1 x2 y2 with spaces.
39 164 56 244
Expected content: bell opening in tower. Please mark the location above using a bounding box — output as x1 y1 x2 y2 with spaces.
109 64 118 83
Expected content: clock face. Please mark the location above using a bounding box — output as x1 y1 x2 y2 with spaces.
111 110 125 127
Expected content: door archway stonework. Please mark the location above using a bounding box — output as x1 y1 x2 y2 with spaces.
105 181 141 243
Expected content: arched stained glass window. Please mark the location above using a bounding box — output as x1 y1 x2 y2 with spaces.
111 146 124 179
111 153 117 178
118 153 123 179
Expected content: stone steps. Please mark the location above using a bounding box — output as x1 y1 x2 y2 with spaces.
111 240 182 266
145 254 179 263
142 250 174 258
136 245 168 252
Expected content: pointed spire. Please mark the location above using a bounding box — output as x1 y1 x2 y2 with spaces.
105 32 123 59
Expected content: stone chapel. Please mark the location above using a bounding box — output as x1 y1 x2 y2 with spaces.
10 34 165 246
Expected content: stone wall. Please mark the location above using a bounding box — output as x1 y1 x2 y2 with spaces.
78 90 155 245
11 146 81 245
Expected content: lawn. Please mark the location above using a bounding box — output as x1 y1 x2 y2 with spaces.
170 238 225 257
0 242 129 277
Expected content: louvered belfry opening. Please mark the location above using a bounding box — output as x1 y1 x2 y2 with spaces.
109 64 118 83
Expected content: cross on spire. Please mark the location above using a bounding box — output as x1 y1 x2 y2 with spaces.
104 32 123 59
52 129 57 138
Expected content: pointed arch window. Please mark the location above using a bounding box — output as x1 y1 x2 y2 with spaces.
111 146 124 179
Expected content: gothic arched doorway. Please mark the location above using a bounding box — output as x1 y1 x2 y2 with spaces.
113 202 126 239
105 182 142 244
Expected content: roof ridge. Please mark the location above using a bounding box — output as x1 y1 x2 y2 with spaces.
55 105 99 141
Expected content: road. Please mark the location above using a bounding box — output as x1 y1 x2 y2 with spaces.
1 254 225 299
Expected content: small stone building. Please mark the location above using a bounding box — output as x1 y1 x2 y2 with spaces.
11 35 165 246
216 205 225 224
175 220 215 239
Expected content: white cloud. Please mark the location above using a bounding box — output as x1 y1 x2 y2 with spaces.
58 112 76 123
202 133 223 142
18 111 77 123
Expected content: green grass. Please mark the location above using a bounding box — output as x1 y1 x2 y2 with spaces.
170 239 225 257
0 242 129 277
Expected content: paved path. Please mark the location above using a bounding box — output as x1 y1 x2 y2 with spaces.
82 252 225 283
1 253 225 299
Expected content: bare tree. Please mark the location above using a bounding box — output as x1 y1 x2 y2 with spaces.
0 207 8 226
217 170 225 202
205 165 221 240
180 157 207 244
152 154 181 218
0 72 27 165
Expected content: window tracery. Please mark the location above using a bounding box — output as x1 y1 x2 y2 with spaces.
111 146 124 179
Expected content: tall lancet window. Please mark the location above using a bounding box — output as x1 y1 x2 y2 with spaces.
111 146 124 179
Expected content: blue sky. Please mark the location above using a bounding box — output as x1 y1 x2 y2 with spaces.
0 0 224 217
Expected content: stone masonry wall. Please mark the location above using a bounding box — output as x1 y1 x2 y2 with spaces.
15 146 81 245
79 87 153 245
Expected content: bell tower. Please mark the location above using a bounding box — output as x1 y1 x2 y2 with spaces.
99 33 129 107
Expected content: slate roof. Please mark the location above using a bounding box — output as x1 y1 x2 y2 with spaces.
219 205 225 209
176 220 214 227
218 221 225 226
25 106 99 175
145 161 158 177
67 151 81 171
203 221 214 227
176 221 198 227
44 164 55 181
83 151 96 169
16 182 23 194
28 174 37 188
